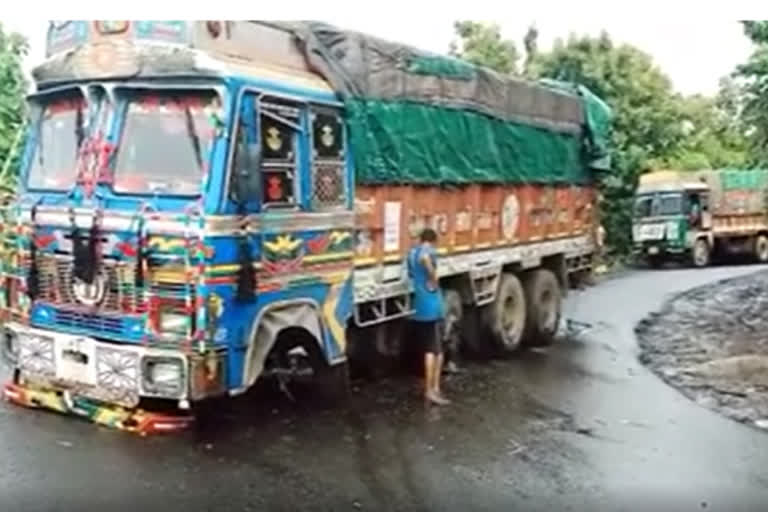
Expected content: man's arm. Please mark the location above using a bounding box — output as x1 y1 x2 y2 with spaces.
420 251 438 290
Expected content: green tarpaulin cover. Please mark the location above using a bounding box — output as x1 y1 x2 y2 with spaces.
269 21 613 186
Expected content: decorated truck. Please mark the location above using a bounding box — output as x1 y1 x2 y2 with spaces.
0 21 611 433
632 169 768 268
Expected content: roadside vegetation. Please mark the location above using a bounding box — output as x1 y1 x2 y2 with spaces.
451 20 768 262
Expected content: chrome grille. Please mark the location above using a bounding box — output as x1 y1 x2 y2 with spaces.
54 309 125 334
36 253 143 313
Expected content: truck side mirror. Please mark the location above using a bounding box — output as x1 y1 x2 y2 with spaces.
234 143 262 203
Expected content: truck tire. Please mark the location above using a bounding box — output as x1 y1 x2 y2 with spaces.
691 238 711 268
521 269 562 347
460 306 491 358
315 361 350 408
442 289 463 363
755 235 768 263
484 273 526 354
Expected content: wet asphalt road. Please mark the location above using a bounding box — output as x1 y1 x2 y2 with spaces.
2 265 768 512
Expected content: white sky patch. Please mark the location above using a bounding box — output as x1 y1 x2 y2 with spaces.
3 1 765 97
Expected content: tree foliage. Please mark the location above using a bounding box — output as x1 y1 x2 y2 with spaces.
450 21 520 75
448 22 751 256
735 21 768 165
0 22 28 193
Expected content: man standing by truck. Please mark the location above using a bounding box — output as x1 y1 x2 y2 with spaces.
407 228 450 406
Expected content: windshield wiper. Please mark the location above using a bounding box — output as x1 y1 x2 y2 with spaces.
183 104 203 171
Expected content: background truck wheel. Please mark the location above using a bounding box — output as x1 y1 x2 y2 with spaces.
442 289 463 362
522 269 562 347
315 361 350 408
691 238 711 267
755 235 768 263
483 273 526 354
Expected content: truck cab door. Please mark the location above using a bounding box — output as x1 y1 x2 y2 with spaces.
699 193 712 230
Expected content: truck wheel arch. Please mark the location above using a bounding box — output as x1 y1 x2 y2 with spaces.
242 300 327 388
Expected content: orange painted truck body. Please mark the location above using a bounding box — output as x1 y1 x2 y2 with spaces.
354 184 597 266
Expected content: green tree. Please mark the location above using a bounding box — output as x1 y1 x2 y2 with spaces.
670 93 749 170
0 22 29 192
450 21 520 75
446 23 750 256
735 20 768 165
533 34 749 255
533 34 691 253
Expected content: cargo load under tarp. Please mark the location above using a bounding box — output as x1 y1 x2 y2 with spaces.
264 21 612 186
695 169 768 216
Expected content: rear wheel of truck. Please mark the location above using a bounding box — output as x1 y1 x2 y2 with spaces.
521 269 562 348
442 289 464 362
460 306 491 358
754 235 768 263
691 238 711 268
484 273 527 354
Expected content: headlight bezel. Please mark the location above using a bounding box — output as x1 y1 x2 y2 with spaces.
141 355 186 399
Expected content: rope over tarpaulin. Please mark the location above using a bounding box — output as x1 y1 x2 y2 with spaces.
265 20 613 186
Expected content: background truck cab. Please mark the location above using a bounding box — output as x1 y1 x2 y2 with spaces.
633 169 768 268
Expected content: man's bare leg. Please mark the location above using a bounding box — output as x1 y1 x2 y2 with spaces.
434 354 451 404
424 352 435 399
425 352 450 405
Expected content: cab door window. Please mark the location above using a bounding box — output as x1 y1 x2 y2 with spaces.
259 98 301 208
310 106 346 210
228 94 303 210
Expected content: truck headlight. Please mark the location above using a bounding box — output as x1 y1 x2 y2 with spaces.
142 356 185 398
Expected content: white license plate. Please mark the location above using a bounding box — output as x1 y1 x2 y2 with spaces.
54 336 97 385
638 224 665 241
648 246 659 255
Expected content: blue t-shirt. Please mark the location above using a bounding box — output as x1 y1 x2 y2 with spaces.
407 244 444 322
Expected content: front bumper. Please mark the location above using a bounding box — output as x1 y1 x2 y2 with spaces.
633 243 686 258
3 381 193 435
1 322 201 434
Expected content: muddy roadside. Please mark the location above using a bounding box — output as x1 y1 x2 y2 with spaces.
635 270 768 430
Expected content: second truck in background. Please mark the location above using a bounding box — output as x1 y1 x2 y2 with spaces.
632 169 768 267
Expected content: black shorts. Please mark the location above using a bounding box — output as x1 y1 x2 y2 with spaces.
412 320 443 354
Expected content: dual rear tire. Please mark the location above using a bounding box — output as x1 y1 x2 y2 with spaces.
457 268 562 357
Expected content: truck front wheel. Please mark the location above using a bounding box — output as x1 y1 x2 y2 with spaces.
484 273 526 354
522 269 562 347
691 239 711 268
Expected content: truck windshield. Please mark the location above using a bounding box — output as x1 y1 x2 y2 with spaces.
656 193 683 215
26 92 87 191
113 90 217 196
634 196 653 217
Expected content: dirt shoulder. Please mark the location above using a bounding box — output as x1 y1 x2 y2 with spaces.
635 269 768 430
